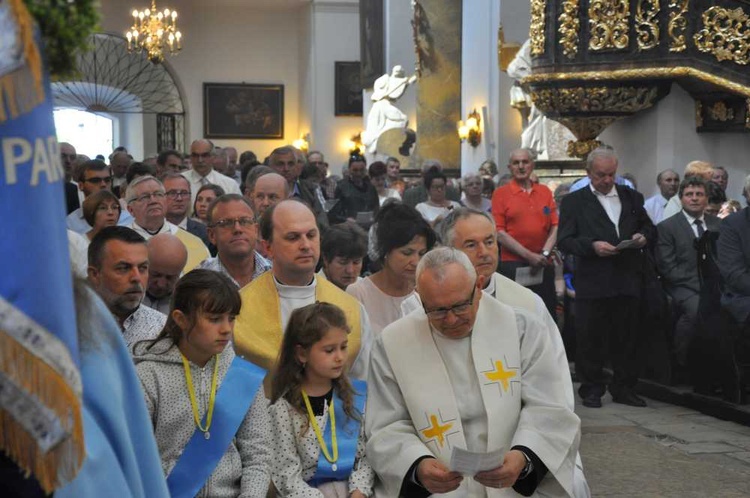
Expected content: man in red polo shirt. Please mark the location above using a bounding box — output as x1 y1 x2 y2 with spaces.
492 148 558 318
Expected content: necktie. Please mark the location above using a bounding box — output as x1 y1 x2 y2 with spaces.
200 176 210 186
694 219 705 237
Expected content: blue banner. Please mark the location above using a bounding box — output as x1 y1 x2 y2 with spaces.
0 1 82 492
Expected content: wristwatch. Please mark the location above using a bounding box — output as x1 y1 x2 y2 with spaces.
518 451 534 479
542 250 551 258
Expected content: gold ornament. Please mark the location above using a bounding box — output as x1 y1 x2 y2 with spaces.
635 0 660 51
530 0 546 56
558 0 581 59
588 0 630 51
531 87 660 114
667 0 689 53
707 101 735 122
566 139 604 158
522 66 750 99
694 6 750 65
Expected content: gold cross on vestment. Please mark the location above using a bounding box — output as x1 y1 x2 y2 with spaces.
484 359 518 392
421 414 453 448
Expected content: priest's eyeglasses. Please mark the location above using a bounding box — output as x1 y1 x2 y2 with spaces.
423 286 476 320
210 217 257 230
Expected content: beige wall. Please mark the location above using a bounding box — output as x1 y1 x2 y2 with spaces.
98 0 360 163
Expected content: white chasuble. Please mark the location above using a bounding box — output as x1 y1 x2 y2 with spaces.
369 296 578 498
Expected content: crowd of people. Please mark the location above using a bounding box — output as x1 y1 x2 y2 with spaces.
31 137 749 497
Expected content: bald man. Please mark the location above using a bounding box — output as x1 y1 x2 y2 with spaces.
250 172 289 217
143 233 188 314
182 139 241 205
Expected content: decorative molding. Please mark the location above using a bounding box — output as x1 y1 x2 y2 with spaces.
566 138 604 158
707 101 735 122
694 6 750 65
558 0 581 59
531 86 660 114
522 66 750 98
635 0 660 51
530 0 546 56
588 0 630 51
667 0 689 52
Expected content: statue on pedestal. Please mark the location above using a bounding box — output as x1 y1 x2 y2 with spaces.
361 65 417 155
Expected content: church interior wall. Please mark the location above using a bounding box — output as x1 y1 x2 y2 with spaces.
600 85 750 201
307 2 362 176
98 0 304 161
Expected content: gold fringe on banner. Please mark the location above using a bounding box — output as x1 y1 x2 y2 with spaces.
0 329 84 493
0 0 46 123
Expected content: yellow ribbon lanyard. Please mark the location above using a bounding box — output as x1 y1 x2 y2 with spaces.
301 390 339 470
181 353 219 440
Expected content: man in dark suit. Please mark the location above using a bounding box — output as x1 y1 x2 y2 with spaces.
656 177 719 373
718 176 750 365
61 142 81 214
162 172 214 253
558 147 655 408
269 145 329 229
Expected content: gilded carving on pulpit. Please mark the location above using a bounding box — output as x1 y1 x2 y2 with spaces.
589 0 630 51
558 0 580 59
694 6 750 65
361 65 417 155
635 0 660 51
667 0 689 52
529 0 546 56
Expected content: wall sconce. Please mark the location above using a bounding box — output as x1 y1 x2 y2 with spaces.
457 109 481 147
346 132 364 155
293 133 310 153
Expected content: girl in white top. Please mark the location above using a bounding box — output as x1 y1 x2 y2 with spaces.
268 302 374 498
134 269 270 498
347 202 438 336
415 169 462 225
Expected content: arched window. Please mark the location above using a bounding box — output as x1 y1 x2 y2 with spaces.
54 108 114 159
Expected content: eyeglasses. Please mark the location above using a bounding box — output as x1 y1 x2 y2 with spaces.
423 286 477 320
83 176 112 185
210 217 256 230
191 152 211 159
128 191 165 204
165 189 190 199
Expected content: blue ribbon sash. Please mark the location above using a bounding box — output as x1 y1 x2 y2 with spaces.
166 357 265 498
310 379 367 486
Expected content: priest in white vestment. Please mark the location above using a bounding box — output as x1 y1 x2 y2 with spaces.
439 207 590 497
366 248 580 497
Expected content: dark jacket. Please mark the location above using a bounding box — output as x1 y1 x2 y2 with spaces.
557 185 655 299
293 179 329 229
718 207 750 323
329 178 379 224
185 218 216 256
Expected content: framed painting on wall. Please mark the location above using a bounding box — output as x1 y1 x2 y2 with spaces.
335 61 363 116
203 83 284 139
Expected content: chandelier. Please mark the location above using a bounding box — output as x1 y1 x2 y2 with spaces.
125 0 182 64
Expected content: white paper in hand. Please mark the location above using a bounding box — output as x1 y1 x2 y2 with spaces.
449 447 505 475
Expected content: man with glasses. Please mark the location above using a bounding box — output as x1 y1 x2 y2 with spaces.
126 175 209 272
181 139 240 205
366 247 580 498
66 159 133 234
162 172 212 251
198 194 271 288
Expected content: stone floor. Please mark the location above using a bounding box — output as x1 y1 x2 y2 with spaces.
577 391 750 497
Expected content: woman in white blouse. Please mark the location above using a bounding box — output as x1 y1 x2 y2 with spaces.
347 203 437 336
415 168 461 226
